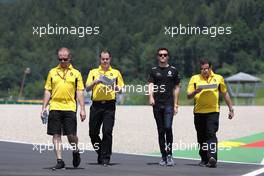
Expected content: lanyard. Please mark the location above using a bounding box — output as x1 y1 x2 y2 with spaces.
207 76 213 84
57 69 69 82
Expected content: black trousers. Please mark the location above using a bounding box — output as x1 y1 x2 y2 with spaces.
89 101 115 162
194 112 219 162
153 105 174 158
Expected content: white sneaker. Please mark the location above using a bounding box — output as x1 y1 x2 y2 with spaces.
159 158 167 166
166 155 174 166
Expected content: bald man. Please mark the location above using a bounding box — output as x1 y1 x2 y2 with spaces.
41 47 86 169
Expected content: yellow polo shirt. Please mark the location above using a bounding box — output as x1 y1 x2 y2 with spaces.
45 64 84 111
86 66 124 101
187 71 227 113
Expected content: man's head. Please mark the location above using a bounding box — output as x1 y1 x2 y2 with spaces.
57 47 71 68
157 48 169 64
100 50 111 70
200 59 212 78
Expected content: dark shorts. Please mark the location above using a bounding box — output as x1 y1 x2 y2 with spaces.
47 110 77 136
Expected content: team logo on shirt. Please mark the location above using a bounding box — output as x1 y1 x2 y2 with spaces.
167 71 172 77
70 72 73 76
156 72 162 77
110 73 113 76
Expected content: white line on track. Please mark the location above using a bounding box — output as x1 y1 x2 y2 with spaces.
241 167 264 176
261 158 264 165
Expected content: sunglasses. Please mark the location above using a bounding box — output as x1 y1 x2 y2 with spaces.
158 54 168 57
58 58 69 62
200 67 210 71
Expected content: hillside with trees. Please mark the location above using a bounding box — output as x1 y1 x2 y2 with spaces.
0 0 263 101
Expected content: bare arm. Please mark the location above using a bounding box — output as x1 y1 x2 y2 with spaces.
223 92 234 119
173 85 180 115
41 90 51 114
148 82 155 106
86 80 101 92
76 90 86 122
187 88 202 99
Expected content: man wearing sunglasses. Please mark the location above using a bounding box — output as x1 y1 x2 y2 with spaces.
86 50 124 166
148 48 180 166
41 47 86 169
187 60 234 168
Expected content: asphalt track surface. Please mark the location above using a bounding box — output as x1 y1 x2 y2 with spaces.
0 141 263 176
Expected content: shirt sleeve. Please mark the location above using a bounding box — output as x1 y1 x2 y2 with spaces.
174 70 180 85
148 69 154 83
85 69 94 87
76 72 84 90
187 76 195 94
117 70 125 88
44 71 52 91
219 76 227 93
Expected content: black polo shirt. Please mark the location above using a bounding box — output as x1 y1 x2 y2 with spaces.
148 65 180 106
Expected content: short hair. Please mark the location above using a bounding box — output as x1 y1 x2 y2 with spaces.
57 47 72 59
157 47 169 55
100 50 112 58
200 59 212 67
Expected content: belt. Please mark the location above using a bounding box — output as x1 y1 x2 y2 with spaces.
92 100 116 104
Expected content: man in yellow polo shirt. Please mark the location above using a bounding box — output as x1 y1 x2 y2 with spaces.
86 50 124 166
187 59 234 168
41 47 86 169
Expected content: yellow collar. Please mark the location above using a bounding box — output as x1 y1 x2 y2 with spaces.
98 65 112 71
57 64 73 70
209 71 215 77
200 70 215 81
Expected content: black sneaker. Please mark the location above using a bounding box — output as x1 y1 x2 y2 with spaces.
206 157 217 168
102 158 110 167
72 150 81 168
97 155 102 164
52 159 65 169
198 160 207 167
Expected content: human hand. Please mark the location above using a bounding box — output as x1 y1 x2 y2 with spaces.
149 97 155 106
80 109 86 122
173 106 178 116
228 109 234 119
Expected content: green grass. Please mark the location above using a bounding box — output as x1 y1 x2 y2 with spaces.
151 132 264 164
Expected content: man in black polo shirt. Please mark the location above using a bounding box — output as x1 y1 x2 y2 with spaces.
148 48 180 166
